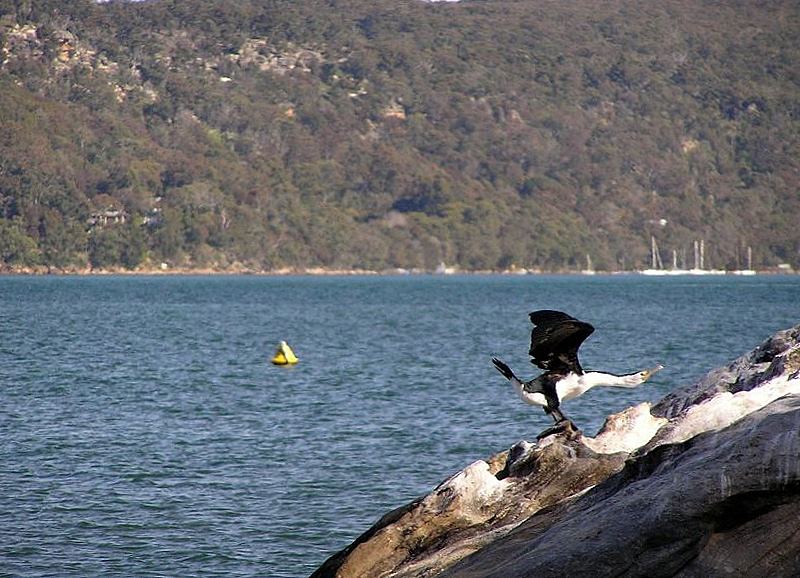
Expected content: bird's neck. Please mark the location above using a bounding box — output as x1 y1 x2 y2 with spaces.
582 371 645 388
554 370 649 403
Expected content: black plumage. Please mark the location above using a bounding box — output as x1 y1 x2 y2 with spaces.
492 309 662 438
528 310 594 375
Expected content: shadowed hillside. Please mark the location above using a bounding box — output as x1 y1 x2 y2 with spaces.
1 0 798 272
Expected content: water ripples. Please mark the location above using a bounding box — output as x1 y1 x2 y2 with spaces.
1 275 798 576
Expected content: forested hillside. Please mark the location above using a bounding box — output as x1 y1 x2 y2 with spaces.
1 0 798 272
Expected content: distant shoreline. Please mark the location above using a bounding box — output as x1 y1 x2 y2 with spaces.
0 266 526 276
0 265 796 277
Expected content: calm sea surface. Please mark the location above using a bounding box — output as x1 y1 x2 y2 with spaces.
2 274 799 577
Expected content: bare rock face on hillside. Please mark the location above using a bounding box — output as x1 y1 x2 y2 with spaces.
311 325 800 578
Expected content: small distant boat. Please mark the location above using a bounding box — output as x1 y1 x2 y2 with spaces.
435 262 457 275
687 240 725 275
581 254 596 275
271 341 299 365
732 246 757 276
641 238 730 275
640 236 675 275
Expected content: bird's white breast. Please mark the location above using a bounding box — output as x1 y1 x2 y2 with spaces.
511 372 617 408
510 377 547 407
556 373 591 402
558 372 627 401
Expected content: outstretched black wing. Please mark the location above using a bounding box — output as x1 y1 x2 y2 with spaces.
528 310 594 374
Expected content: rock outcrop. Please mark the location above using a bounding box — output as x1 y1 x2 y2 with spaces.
311 324 800 578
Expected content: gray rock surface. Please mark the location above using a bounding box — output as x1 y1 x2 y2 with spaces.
311 324 800 578
443 396 800 577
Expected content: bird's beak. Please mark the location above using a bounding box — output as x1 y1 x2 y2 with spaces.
641 364 664 381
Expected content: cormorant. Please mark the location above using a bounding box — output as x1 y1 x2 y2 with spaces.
492 310 662 436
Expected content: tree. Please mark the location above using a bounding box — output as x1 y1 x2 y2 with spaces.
0 218 40 267
88 226 123 269
38 209 86 268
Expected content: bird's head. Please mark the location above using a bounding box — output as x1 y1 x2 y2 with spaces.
639 364 664 382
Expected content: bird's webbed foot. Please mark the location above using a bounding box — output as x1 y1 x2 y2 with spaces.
538 407 581 440
537 418 581 441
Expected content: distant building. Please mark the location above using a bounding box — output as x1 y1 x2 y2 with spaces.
88 208 127 227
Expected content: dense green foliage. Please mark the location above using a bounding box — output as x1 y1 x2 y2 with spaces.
1 0 798 271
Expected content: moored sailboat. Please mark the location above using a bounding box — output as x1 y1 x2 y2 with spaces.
732 246 757 275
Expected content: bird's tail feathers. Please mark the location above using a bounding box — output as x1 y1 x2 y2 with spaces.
491 357 517 381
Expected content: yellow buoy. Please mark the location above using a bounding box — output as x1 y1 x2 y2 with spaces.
271 340 299 365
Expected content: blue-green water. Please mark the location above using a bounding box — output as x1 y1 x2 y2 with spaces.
1 274 798 577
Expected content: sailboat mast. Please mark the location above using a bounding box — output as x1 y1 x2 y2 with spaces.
650 236 664 270
651 236 657 269
700 240 705 270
